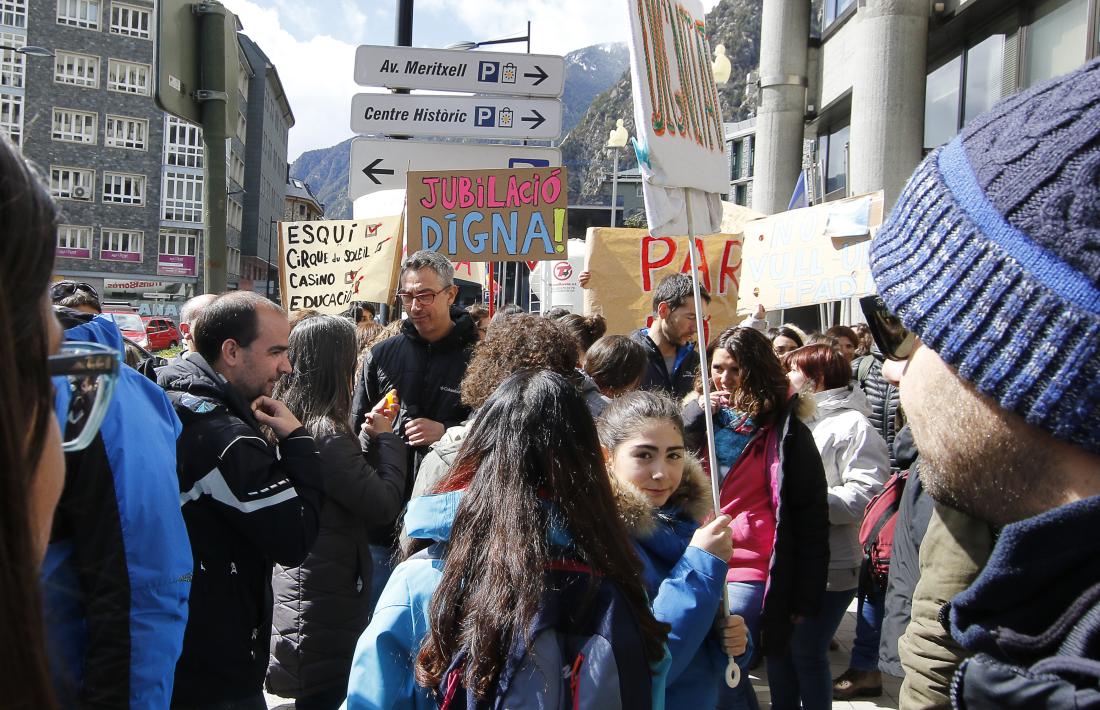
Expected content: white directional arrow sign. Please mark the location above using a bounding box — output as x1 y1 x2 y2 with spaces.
349 138 562 199
355 45 565 98
351 93 562 140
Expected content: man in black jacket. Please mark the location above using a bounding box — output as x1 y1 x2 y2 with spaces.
351 250 479 482
158 291 324 708
630 273 710 400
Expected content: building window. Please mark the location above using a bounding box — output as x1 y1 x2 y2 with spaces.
52 107 97 144
102 171 145 205
50 166 94 200
107 59 151 95
236 111 246 143
237 60 249 97
924 56 963 150
57 224 92 255
0 0 27 28
54 51 99 88
734 184 748 206
165 116 204 168
0 33 24 88
105 114 147 150
818 124 849 198
162 170 204 222
227 246 240 276
228 199 243 230
160 230 196 256
109 1 149 38
1026 0 1089 87
924 33 1006 150
731 139 743 180
824 0 855 28
230 153 245 186
0 91 22 145
57 0 100 29
101 228 142 255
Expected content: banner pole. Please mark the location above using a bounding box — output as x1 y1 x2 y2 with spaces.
684 187 741 689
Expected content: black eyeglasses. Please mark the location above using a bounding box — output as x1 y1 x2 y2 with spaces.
859 295 917 361
396 287 449 307
51 280 100 302
49 341 120 452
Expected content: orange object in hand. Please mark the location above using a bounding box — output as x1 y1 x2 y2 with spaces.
384 390 399 409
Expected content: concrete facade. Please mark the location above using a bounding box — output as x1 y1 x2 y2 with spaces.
752 0 1100 216
238 34 293 297
751 0 809 215
726 118 756 207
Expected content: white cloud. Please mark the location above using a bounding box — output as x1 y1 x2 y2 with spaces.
223 0 362 161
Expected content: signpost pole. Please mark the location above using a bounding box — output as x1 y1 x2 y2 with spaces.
684 187 741 690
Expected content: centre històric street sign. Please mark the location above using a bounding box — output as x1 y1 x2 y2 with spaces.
349 137 561 199
354 45 565 98
350 93 563 140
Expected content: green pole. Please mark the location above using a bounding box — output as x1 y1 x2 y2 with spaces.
196 0 233 293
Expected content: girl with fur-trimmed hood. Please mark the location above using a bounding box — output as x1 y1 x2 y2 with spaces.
599 391 751 708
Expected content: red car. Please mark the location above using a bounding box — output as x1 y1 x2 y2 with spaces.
142 316 181 351
102 309 150 349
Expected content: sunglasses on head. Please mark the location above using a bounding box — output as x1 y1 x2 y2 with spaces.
859 295 917 361
51 280 100 303
49 341 120 452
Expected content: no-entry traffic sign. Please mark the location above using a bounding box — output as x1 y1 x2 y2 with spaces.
349 138 562 199
354 45 565 98
351 94 562 140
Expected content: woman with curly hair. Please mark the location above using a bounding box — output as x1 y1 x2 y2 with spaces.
409 314 589 500
682 327 829 710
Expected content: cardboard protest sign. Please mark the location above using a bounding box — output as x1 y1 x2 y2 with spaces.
278 217 403 314
583 228 742 336
626 0 727 236
738 192 885 312
405 166 568 263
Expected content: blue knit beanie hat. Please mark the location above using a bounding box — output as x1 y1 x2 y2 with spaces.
870 57 1100 454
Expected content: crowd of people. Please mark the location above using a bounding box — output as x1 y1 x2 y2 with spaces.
3 56 1099 710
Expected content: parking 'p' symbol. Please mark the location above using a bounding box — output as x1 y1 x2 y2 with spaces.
478 61 499 83
474 106 496 127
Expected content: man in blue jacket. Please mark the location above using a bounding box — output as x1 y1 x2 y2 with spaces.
43 308 192 708
631 273 711 400
869 58 1100 708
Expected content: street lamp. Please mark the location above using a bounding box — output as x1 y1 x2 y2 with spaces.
0 45 55 57
448 22 533 311
446 21 531 53
607 118 629 227
712 44 732 84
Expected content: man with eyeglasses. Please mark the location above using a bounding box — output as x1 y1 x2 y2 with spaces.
43 302 192 708
864 59 1100 709
352 250 479 474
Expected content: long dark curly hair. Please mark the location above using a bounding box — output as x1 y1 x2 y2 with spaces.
699 327 790 427
415 371 669 698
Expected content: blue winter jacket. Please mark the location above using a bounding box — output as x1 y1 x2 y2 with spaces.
344 491 671 709
616 457 751 708
42 313 192 708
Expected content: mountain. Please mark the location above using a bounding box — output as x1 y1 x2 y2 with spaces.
290 137 354 221
560 0 762 200
289 43 630 220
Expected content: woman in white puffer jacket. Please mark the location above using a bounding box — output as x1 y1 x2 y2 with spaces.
766 343 890 710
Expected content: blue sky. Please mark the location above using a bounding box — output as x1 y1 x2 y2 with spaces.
221 0 718 160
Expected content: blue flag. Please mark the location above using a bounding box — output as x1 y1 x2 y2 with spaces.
787 170 808 211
